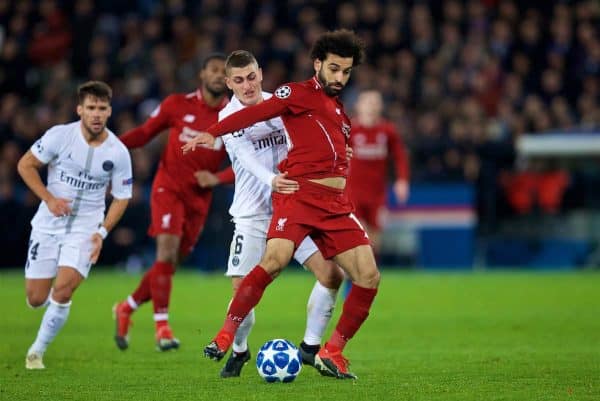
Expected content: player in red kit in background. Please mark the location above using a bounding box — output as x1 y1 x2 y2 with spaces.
113 53 233 351
184 30 379 380
347 89 410 256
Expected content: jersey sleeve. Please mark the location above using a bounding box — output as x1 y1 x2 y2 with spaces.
215 166 235 184
110 147 134 199
222 133 277 187
119 96 175 148
269 83 312 115
207 98 289 138
30 126 63 164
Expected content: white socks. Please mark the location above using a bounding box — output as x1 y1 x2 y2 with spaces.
28 297 71 355
233 307 255 354
229 281 337 353
303 281 338 346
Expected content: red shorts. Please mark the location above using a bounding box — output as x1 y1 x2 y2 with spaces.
353 199 385 230
148 184 211 256
267 179 370 259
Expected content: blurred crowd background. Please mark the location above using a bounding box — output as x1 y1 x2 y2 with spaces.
0 0 598 269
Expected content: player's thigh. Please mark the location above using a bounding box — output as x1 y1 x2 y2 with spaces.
57 232 95 279
25 231 59 280
300 245 344 290
259 238 295 275
333 244 379 289
52 266 86 302
156 233 181 263
148 189 186 239
226 227 267 278
25 278 53 306
295 236 343 288
179 204 209 257
293 236 319 266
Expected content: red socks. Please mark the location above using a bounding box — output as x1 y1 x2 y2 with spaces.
219 265 273 342
328 284 378 351
127 261 176 332
150 261 175 316
131 269 153 306
130 261 175 314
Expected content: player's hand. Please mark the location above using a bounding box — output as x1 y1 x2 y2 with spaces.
272 172 299 194
346 145 353 160
90 233 103 264
181 132 215 153
194 170 220 188
47 197 72 217
393 179 410 204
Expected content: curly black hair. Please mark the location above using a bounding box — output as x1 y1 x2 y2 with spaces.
310 29 365 67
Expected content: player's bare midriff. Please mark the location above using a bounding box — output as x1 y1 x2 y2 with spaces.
309 177 346 189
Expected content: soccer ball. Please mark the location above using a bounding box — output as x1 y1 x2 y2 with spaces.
256 339 302 383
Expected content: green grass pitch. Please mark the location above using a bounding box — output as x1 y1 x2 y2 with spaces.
1 269 599 401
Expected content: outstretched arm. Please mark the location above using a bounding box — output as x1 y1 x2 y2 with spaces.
195 166 235 188
119 98 173 149
182 98 288 153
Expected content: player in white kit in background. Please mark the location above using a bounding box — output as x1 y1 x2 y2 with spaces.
194 50 344 378
17 81 133 370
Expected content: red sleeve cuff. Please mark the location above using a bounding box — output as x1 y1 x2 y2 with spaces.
215 166 235 184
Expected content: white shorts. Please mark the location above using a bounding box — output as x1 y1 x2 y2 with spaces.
24 230 94 279
226 221 319 277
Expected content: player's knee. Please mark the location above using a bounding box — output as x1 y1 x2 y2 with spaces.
317 265 344 290
259 255 285 277
156 251 178 265
51 286 74 303
261 263 284 278
260 250 289 273
364 268 381 288
26 292 49 308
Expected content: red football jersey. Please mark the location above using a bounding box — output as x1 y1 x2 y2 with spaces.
347 119 410 203
120 90 231 195
206 77 351 180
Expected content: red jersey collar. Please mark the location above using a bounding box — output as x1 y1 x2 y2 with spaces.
311 76 322 89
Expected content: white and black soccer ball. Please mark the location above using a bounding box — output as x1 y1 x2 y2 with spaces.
256 339 302 383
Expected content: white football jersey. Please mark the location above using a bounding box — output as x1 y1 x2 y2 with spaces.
221 92 288 221
30 121 133 234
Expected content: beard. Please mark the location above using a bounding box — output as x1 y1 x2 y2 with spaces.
206 81 227 98
82 121 105 138
317 69 344 97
